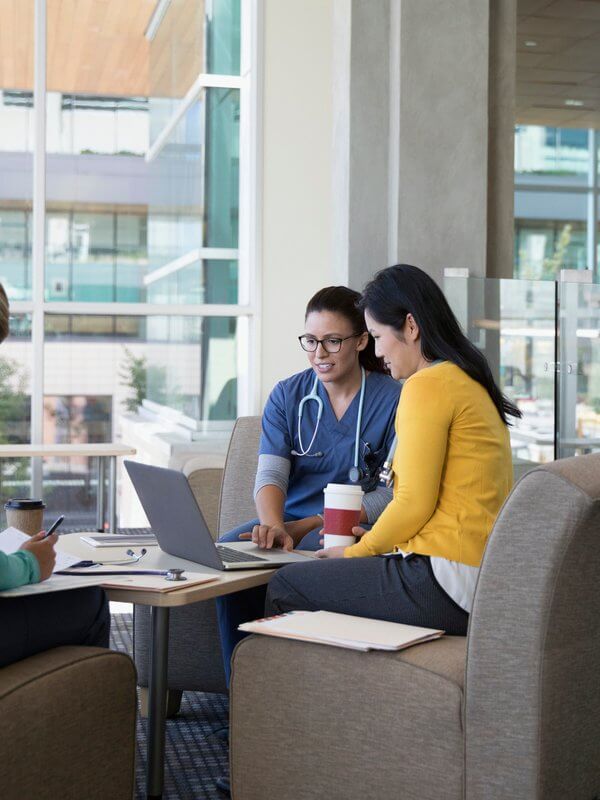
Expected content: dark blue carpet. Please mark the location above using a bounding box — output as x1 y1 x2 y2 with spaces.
110 613 229 799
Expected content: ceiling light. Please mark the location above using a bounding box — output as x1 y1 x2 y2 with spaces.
524 40 538 47
565 99 584 106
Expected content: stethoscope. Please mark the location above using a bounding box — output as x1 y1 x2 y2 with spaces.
291 366 367 483
378 436 397 487
61 549 188 581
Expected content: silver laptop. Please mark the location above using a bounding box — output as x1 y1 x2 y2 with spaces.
124 460 309 570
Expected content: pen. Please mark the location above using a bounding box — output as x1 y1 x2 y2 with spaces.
43 515 65 539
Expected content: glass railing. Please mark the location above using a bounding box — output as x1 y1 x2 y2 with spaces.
557 280 600 459
444 272 600 477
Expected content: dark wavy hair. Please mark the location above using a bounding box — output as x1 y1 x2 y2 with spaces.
305 286 387 374
358 265 522 424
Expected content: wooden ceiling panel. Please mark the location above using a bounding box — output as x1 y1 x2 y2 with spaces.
542 0 600 20
518 67 597 83
0 0 155 96
0 0 34 90
149 0 205 100
517 81 570 96
518 13 600 36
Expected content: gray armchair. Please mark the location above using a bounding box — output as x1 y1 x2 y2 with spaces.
133 416 262 710
0 646 137 800
229 453 600 799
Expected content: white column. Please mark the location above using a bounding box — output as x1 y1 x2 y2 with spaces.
31 0 46 497
259 0 335 401
587 128 598 279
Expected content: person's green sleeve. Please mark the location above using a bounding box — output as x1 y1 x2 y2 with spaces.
0 550 41 591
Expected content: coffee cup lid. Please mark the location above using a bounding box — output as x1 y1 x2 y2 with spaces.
323 483 364 495
4 498 46 511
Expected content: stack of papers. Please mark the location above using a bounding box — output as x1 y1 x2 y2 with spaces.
239 610 444 652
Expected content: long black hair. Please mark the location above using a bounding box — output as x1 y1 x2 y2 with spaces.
358 265 522 424
305 286 387 374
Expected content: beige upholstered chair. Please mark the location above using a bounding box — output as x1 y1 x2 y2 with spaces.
0 646 137 800
229 453 600 800
133 416 262 710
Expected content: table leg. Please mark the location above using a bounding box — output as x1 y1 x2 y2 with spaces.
96 456 106 532
108 455 117 533
147 605 170 800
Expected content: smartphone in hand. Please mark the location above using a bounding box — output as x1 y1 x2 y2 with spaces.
42 515 65 539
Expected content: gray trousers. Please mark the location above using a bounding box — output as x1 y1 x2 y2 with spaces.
265 553 469 636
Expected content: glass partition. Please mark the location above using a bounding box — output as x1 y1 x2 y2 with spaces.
558 280 600 459
445 275 557 478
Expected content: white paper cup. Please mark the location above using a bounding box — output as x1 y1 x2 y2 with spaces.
322 483 363 549
323 533 358 548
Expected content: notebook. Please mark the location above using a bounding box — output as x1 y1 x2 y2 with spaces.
238 610 444 652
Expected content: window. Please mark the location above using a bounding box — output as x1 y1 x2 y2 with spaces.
0 0 253 529
514 125 599 281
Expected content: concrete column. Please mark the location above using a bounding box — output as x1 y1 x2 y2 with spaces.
332 0 390 289
335 0 517 289
332 0 391 289
487 0 517 279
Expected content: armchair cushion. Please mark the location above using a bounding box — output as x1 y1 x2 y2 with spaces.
0 646 137 800
230 634 467 800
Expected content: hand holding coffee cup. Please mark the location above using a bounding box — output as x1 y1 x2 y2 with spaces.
322 484 364 549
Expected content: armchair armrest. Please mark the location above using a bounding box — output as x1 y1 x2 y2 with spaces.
0 646 137 800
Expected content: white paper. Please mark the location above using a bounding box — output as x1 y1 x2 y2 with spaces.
0 526 82 572
0 573 105 598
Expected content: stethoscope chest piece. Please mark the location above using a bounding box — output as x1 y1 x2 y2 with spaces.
348 465 363 484
165 568 187 582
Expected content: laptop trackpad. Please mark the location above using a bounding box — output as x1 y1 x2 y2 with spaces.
222 541 312 562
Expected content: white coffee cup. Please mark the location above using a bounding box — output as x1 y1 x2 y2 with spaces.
322 483 364 548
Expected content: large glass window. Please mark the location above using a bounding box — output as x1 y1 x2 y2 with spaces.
0 0 249 530
514 125 599 281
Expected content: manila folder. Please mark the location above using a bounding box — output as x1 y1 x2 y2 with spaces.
239 610 444 651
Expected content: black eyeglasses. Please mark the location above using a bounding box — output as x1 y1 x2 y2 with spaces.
298 334 361 354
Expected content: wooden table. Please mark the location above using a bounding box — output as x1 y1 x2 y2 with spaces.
58 534 296 799
0 443 136 533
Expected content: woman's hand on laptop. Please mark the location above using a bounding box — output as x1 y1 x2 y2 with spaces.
239 524 293 551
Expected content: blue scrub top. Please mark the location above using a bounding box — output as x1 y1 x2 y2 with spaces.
259 369 401 519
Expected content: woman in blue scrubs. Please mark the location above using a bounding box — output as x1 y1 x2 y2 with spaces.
217 286 401 683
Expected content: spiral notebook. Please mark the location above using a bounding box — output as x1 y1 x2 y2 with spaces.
239 610 444 652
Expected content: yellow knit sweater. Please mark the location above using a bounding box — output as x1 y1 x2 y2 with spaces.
345 361 513 566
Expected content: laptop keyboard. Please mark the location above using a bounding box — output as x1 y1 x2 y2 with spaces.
216 545 267 563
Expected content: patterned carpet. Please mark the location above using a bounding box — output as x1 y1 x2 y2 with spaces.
110 613 229 800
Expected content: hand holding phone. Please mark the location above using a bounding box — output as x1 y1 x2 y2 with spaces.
42 515 65 539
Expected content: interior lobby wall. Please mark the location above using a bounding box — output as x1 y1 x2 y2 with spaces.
257 0 517 406
259 0 335 403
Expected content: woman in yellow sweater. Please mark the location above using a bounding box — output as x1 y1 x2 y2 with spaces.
262 264 521 634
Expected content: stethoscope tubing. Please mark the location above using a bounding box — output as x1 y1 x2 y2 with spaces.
294 367 366 479
56 568 176 577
